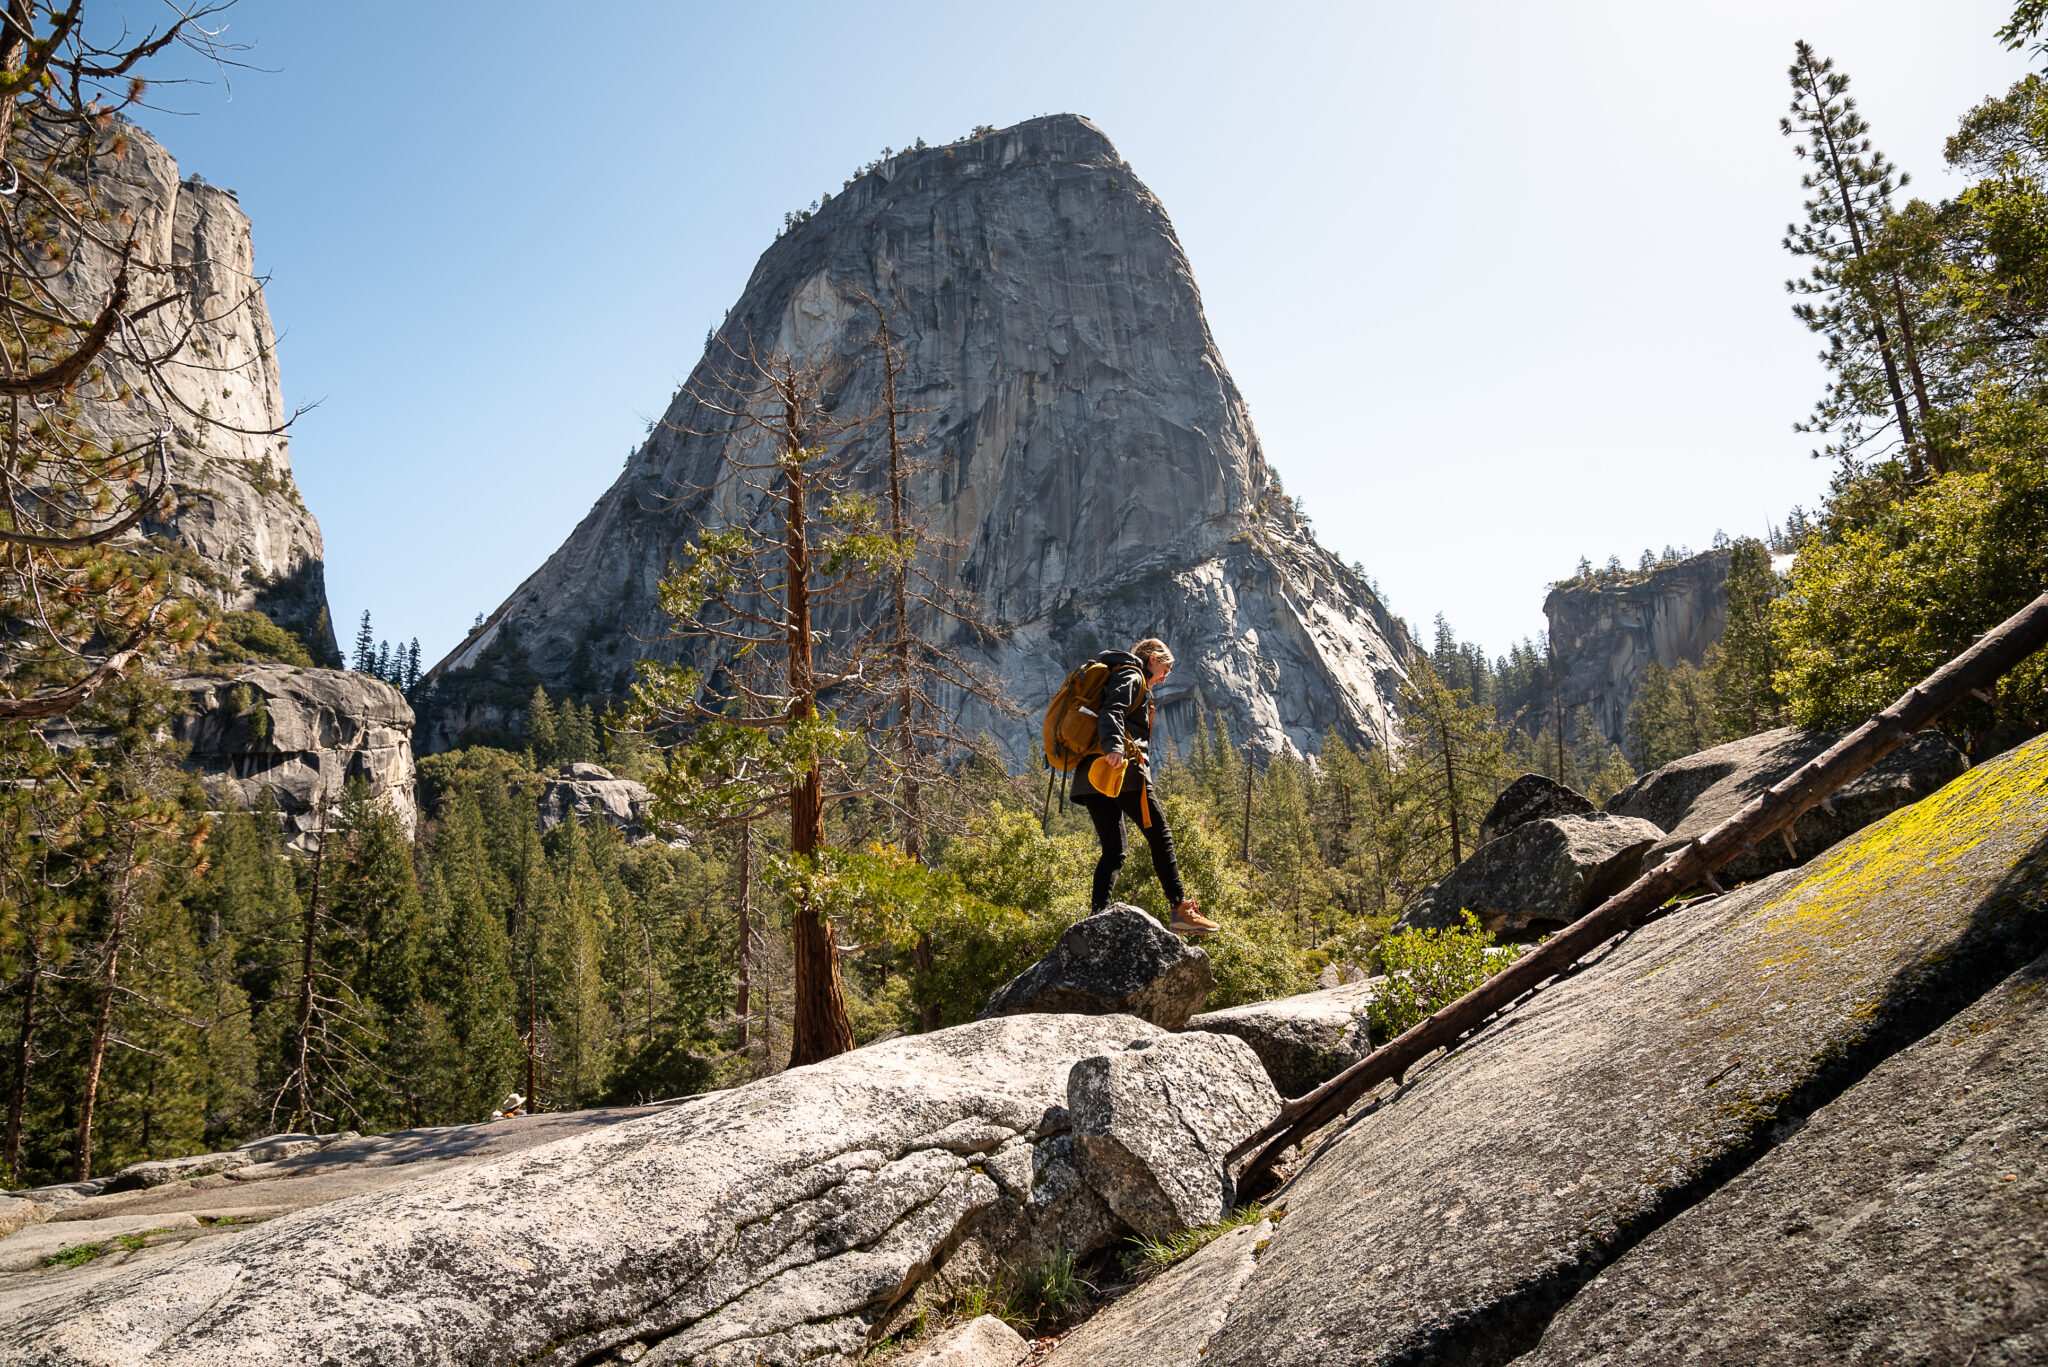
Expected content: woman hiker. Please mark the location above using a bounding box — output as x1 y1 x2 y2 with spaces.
1072 638 1219 936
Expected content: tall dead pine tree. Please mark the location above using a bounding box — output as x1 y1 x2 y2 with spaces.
628 343 897 1068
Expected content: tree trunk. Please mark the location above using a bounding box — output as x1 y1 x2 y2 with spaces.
735 820 752 1051
76 877 136 1182
1889 275 1944 476
4 931 43 1182
290 817 329 1135
0 2 32 162
914 933 939 1033
1241 746 1256 863
783 423 854 1069
1438 708 1463 867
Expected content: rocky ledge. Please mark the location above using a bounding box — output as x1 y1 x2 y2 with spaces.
172 666 417 845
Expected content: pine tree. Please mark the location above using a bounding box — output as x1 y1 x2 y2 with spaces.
542 815 617 1109
352 612 376 674
1711 539 1787 736
1397 659 1506 873
525 688 559 772
1783 41 1940 477
420 790 521 1123
626 345 900 1068
1626 661 1724 771
405 640 423 694
556 701 597 768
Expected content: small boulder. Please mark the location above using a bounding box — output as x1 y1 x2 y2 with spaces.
980 904 1213 1029
1478 773 1597 846
1397 811 1664 937
1186 978 1378 1097
1608 726 1969 884
896 1315 1030 1367
0 1196 49 1238
1068 1032 1280 1237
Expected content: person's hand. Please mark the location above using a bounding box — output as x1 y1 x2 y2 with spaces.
1103 750 1126 771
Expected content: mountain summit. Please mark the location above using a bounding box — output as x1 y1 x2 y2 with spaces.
426 115 1409 759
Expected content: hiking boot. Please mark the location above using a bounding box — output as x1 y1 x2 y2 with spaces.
1168 900 1219 936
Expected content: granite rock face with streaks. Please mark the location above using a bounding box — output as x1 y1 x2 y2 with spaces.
41 118 334 657
1190 731 2048 1367
1044 1220 1272 1367
169 666 417 845
1607 724 1969 884
422 115 1411 762
1068 1032 1280 1238
1516 944 2048 1366
980 905 1212 1030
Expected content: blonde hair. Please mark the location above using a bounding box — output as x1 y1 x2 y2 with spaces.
1131 638 1175 671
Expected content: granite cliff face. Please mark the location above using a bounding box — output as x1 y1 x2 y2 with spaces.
424 115 1410 760
53 119 335 658
1545 549 1732 746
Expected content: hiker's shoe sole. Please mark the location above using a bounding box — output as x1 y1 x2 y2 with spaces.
1169 920 1219 935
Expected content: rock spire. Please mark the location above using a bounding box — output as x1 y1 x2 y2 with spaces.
426 115 1410 760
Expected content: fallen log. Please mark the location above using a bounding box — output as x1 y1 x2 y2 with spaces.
1229 589 2048 1202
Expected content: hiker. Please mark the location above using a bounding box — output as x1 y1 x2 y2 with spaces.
1071 639 1219 935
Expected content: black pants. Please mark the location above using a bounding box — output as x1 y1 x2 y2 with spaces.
1081 781 1187 912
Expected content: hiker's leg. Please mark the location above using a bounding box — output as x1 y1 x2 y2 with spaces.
1086 800 1126 911
1123 783 1187 907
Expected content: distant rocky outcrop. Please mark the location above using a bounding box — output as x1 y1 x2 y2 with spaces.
171 667 416 845
537 762 655 841
422 115 1412 762
53 119 336 660
1545 549 1732 747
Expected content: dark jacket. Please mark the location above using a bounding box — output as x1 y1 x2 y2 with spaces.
1072 650 1153 802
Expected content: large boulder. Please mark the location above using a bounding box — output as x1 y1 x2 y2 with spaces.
536 762 655 841
169 666 416 847
1180 730 2048 1367
980 904 1213 1029
1 1014 1163 1367
1395 811 1664 937
1186 978 1377 1097
1068 1033 1280 1238
1477 772 1597 846
1606 724 1968 884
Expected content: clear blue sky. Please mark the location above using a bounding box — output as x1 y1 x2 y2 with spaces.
136 0 2031 665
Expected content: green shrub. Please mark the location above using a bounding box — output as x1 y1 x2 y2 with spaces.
210 610 315 668
1774 397 2048 738
1367 912 1501 1038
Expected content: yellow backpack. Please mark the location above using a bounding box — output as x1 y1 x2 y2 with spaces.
1042 659 1147 772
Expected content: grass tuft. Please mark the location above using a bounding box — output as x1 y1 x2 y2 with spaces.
1122 1204 1268 1278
